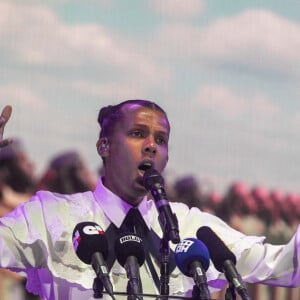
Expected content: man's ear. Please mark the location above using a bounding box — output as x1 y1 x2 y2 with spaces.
96 137 109 157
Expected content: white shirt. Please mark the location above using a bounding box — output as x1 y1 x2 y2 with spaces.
0 178 300 299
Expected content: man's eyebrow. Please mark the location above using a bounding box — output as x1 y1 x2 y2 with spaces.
131 124 169 135
156 129 169 136
131 123 147 127
129 124 148 130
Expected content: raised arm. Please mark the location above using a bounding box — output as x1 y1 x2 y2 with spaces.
0 105 13 148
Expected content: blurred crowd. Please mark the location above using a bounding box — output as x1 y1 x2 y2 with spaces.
0 138 299 299
0 139 97 300
168 175 300 300
169 175 300 245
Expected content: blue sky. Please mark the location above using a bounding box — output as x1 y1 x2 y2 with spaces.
1 0 300 195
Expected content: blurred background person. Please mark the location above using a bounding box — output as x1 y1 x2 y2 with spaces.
217 181 266 235
0 138 36 214
215 182 267 299
251 185 275 230
267 189 294 245
172 175 204 209
37 150 97 194
201 191 222 214
0 138 40 300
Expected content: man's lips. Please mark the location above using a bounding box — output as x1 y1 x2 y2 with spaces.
137 160 154 184
138 160 154 172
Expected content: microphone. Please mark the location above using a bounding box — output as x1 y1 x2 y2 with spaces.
175 238 211 300
114 232 145 299
196 226 251 300
72 222 115 300
143 168 180 243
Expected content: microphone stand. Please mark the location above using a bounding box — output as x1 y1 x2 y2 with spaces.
224 276 251 300
159 235 170 298
190 272 211 300
126 282 143 300
225 283 236 300
93 277 104 299
157 197 180 298
192 285 211 300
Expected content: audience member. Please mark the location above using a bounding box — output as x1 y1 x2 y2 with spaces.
0 139 40 300
38 150 97 194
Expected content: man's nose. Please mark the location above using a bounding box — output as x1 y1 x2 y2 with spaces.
143 137 157 155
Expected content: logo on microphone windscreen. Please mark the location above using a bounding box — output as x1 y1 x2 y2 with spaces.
174 238 210 274
120 234 142 244
175 239 194 253
72 224 104 251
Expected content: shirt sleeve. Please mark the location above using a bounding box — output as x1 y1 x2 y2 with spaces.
237 224 300 287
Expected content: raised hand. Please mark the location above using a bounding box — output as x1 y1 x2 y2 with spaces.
0 105 13 149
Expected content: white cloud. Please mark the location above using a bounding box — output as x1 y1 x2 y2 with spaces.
156 10 300 75
200 10 300 68
193 85 280 118
8 0 112 7
72 81 146 100
149 0 205 17
0 84 46 109
0 2 169 82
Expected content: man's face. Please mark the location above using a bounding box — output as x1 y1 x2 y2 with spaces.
102 104 169 206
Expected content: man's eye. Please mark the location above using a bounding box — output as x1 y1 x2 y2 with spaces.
156 136 167 145
129 130 143 137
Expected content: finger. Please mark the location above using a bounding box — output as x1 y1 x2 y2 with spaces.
0 138 13 148
0 105 12 127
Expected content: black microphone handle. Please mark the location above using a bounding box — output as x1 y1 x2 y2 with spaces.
91 252 116 300
151 184 180 243
93 277 103 299
143 169 180 244
196 226 251 300
124 256 143 298
189 261 211 300
223 260 251 300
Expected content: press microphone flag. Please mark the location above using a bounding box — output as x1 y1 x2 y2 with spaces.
196 226 251 300
72 222 115 300
143 168 180 243
175 238 211 300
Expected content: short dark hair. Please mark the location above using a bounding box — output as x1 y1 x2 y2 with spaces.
97 99 170 138
0 157 36 197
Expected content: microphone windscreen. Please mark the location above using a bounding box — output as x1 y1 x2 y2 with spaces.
72 221 108 264
114 232 145 267
196 226 236 272
174 238 210 276
143 168 164 190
